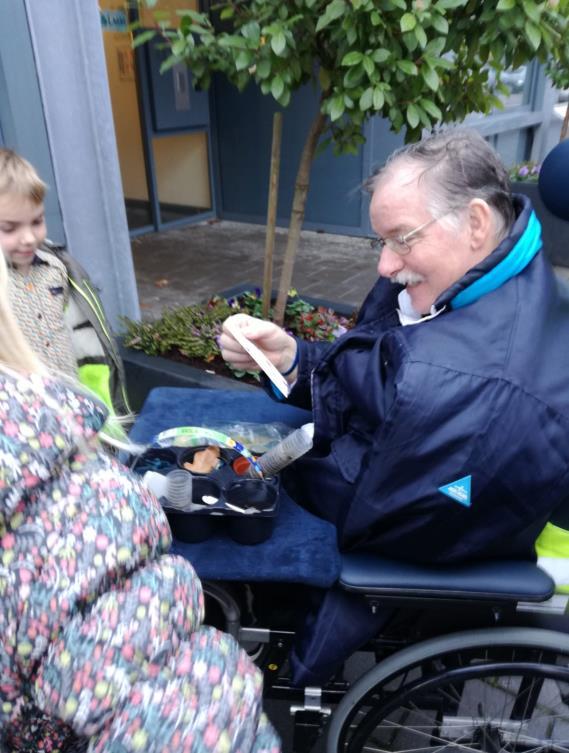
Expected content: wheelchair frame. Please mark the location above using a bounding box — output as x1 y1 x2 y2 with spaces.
128 386 569 753
203 563 569 753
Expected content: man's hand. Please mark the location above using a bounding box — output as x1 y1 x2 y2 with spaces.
220 314 297 376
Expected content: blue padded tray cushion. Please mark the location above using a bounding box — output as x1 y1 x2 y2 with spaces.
130 388 341 587
340 553 555 602
170 489 341 585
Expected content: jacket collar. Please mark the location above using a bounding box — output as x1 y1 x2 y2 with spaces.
435 193 542 311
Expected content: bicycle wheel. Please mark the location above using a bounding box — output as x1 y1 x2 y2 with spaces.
327 627 569 753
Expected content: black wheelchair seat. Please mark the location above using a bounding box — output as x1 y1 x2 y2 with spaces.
339 553 555 603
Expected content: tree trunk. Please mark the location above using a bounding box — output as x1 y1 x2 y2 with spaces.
273 109 327 325
561 100 569 142
262 112 283 319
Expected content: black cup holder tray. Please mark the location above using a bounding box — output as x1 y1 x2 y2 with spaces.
134 445 279 545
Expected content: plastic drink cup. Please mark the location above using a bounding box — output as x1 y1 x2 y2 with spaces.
165 469 193 510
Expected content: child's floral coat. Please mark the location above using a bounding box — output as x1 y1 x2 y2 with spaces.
0 372 279 752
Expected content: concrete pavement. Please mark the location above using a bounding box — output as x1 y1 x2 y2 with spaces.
131 220 375 321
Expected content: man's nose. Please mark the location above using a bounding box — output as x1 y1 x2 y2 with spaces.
377 245 404 278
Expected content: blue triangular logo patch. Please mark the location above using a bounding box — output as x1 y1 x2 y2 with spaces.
438 475 472 507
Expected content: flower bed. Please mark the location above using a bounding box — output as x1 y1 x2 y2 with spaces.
122 289 356 384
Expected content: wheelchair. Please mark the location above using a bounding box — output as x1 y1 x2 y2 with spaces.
131 386 569 753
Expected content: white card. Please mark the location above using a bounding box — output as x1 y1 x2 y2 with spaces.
225 320 291 397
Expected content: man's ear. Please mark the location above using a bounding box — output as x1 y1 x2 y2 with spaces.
467 199 494 252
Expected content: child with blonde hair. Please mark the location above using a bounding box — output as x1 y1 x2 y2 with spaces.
0 249 279 751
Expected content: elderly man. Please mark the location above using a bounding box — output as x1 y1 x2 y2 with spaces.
221 129 569 568
221 128 569 684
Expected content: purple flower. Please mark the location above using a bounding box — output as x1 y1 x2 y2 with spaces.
518 165 529 177
531 165 540 175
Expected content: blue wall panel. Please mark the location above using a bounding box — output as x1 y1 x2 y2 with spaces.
212 74 407 235
212 76 367 232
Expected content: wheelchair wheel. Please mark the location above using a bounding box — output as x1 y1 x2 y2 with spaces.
327 627 569 753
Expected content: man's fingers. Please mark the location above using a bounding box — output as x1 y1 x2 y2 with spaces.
223 314 278 343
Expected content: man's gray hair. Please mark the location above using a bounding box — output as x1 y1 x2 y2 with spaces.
368 129 515 238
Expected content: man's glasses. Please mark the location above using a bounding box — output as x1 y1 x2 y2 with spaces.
370 211 456 256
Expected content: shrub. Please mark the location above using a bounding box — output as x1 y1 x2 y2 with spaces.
122 290 355 380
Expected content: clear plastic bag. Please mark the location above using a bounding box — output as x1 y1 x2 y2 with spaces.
202 421 294 454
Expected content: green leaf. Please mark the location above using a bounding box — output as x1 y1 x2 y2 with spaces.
271 31 287 56
256 59 271 79
220 6 234 20
415 25 428 48
419 108 432 129
363 56 375 77
425 37 446 56
437 0 467 7
171 39 186 56
401 13 417 32
342 51 364 66
271 76 285 99
316 0 346 33
372 48 391 63
419 97 442 119
359 87 373 110
406 103 420 128
343 64 364 87
373 87 385 109
159 55 179 74
403 32 419 52
496 0 515 8
218 36 248 49
278 89 291 107
525 21 541 50
397 60 418 75
431 14 449 34
330 94 345 121
132 30 156 48
432 56 453 70
522 0 541 23
241 21 261 42
422 65 440 90
235 50 251 71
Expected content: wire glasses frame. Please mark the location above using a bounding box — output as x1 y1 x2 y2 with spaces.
370 211 455 256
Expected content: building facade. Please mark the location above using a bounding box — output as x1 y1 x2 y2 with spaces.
0 1 563 326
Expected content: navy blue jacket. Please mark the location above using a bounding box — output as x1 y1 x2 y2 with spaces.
282 195 569 564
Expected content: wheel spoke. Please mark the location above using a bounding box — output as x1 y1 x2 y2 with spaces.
335 646 569 753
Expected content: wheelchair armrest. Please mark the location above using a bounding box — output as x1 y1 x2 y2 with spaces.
339 553 555 603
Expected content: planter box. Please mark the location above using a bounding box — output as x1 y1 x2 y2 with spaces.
120 345 259 413
512 182 569 268
121 287 354 412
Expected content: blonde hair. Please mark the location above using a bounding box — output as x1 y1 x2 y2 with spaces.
0 148 47 203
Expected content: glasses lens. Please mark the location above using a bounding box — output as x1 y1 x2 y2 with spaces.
385 238 410 255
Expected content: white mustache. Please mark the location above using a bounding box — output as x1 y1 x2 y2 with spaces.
391 271 425 286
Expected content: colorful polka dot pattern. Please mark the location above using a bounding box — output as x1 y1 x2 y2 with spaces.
0 373 280 752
